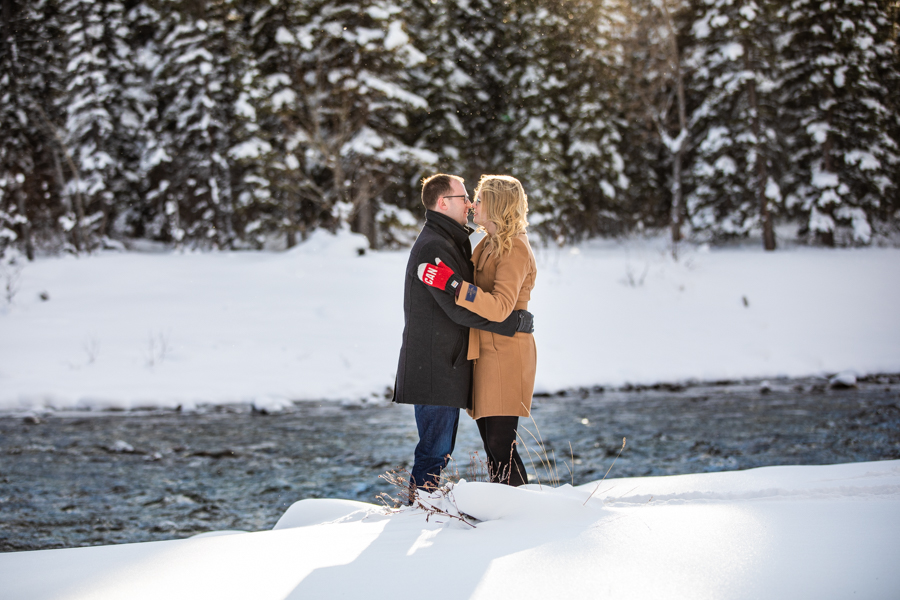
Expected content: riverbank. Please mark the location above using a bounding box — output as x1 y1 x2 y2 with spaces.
2 459 898 600
2 231 899 412
2 376 897 552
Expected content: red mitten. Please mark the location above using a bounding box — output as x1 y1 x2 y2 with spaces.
417 258 463 294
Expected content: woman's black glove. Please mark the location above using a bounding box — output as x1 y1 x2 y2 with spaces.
516 310 534 333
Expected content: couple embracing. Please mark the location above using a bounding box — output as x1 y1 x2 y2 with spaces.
393 173 538 499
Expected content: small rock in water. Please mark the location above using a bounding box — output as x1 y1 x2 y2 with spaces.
39 291 50 301
252 396 293 415
829 371 858 389
109 440 136 453
23 414 42 424
759 380 772 394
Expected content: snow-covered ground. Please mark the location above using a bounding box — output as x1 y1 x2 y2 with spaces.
2 459 898 599
3 232 899 597
1 229 899 412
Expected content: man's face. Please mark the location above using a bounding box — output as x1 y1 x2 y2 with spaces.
441 179 472 226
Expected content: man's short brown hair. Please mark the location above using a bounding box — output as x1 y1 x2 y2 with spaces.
421 174 464 210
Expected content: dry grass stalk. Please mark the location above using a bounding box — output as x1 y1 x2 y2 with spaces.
376 464 477 528
583 437 627 505
516 408 574 488
568 441 576 486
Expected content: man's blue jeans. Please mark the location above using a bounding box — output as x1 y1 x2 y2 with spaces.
411 405 460 491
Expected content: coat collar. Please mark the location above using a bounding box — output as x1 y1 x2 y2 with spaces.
424 209 473 250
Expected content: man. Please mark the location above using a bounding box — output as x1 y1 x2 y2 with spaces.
393 173 533 499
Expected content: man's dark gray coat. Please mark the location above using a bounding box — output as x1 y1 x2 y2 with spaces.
393 210 517 409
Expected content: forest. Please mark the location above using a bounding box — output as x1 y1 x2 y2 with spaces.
1 0 898 257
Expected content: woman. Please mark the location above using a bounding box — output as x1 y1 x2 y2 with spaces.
418 174 537 486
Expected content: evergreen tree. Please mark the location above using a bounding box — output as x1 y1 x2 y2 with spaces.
111 0 164 242
0 177 24 260
683 0 782 249
508 0 630 242
450 0 519 179
236 0 304 249
254 0 433 248
3 0 899 251
619 0 686 236
59 0 145 248
145 0 246 248
405 0 485 180
779 0 899 245
0 0 67 258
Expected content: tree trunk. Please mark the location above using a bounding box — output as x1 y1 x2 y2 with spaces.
662 0 688 245
671 148 684 243
819 111 836 247
15 184 35 261
745 54 776 251
52 149 83 252
352 176 377 250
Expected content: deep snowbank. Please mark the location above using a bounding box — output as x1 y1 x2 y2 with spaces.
1 231 898 411
2 460 898 599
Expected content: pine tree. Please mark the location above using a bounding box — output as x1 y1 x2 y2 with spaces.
507 0 631 242
59 0 143 248
0 0 68 258
145 0 246 249
779 0 899 245
236 0 303 249
405 0 485 179
107 0 164 243
683 0 782 249
0 178 24 260
255 0 434 248
619 0 685 236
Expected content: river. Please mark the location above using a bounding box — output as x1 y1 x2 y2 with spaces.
1 375 898 551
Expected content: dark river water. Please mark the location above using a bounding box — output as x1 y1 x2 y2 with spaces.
2 375 899 552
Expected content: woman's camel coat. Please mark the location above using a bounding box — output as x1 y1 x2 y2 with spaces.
455 232 537 419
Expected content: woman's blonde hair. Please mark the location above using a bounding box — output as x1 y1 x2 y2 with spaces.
474 175 529 256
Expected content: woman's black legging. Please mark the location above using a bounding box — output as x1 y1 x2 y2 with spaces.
476 416 527 486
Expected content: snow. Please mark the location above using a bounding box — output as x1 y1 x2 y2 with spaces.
354 27 384 45
227 137 272 160
599 179 616 198
834 65 847 87
233 92 255 120
383 21 408 50
811 164 839 188
828 369 857 387
275 26 295 45
765 177 782 201
366 6 391 20
692 17 711 39
341 126 384 156
808 205 836 233
807 121 830 144
358 72 428 109
714 154 737 175
699 126 730 154
719 41 744 61
836 206 873 243
845 149 880 171
1 233 898 412
270 88 297 111
1 460 898 599
739 4 757 21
